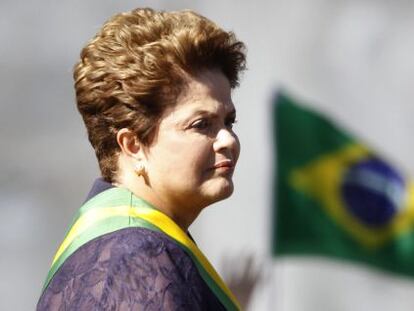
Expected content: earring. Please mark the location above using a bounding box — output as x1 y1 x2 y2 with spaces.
134 162 146 177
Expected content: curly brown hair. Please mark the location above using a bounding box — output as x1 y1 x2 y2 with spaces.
74 8 246 182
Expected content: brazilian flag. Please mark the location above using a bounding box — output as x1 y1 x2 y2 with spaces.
273 92 414 277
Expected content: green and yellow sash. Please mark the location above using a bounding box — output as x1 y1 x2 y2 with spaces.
42 187 241 311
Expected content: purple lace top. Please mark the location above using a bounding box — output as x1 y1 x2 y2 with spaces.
37 179 226 310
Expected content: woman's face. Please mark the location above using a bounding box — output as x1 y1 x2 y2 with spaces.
144 69 240 212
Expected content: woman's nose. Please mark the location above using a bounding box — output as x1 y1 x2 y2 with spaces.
213 128 239 152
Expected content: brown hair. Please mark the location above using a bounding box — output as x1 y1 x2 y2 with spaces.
74 8 246 182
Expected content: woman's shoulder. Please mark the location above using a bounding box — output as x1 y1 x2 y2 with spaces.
37 227 225 310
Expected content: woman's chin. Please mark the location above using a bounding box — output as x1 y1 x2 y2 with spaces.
202 178 234 205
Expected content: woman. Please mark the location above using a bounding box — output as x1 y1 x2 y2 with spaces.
37 7 246 310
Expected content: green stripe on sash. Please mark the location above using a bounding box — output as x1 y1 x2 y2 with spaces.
42 187 240 311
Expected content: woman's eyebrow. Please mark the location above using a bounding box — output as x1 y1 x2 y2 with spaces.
184 109 219 119
192 105 236 115
177 105 236 124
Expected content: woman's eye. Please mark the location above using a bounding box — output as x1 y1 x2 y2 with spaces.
191 119 210 130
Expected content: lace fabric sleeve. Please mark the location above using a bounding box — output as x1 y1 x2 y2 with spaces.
37 228 225 311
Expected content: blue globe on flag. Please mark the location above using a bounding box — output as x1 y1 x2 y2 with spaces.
341 158 406 227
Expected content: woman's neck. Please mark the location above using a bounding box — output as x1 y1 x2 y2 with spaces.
114 173 200 231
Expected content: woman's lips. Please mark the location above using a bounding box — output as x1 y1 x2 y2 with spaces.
213 159 234 170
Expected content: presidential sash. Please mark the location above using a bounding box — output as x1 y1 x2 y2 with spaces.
42 187 241 311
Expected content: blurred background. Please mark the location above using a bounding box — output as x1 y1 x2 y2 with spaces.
2 0 414 310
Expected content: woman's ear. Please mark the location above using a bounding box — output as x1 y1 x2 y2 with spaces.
116 128 142 160
116 128 149 184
